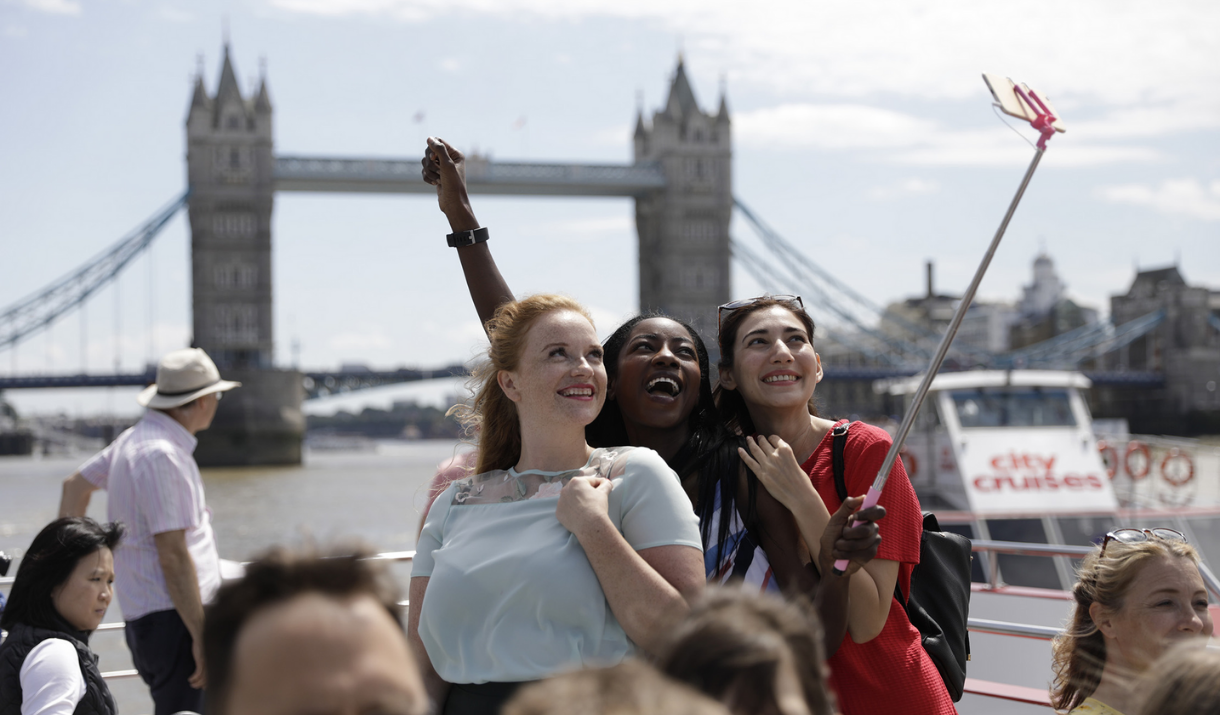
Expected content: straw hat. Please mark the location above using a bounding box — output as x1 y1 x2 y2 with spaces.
137 348 241 409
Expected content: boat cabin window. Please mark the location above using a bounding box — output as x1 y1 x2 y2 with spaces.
1056 516 1115 548
985 518 1063 590
1057 515 1117 575
951 388 1076 429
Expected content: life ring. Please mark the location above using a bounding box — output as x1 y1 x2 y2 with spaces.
1098 440 1118 479
899 448 917 478
1124 441 1151 481
1161 448 1194 487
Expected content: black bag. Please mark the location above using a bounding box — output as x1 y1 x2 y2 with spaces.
831 422 972 702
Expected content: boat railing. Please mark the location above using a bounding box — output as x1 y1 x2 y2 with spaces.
971 538 1220 602
6 543 1214 709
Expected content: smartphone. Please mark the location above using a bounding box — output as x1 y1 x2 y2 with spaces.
982 73 1066 133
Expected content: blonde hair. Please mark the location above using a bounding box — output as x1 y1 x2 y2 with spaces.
1050 537 1202 711
1132 644 1220 715
453 294 594 474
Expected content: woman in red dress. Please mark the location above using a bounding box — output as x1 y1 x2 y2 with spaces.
715 295 956 715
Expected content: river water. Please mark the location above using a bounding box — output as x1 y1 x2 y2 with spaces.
4 438 1196 715
0 440 471 715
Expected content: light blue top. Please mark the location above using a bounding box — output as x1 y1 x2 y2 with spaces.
412 446 702 684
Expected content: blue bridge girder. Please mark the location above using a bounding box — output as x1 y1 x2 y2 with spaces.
0 365 470 401
0 367 1162 397
274 156 667 197
302 365 468 400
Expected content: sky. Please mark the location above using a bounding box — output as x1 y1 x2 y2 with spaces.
1 0 1218 417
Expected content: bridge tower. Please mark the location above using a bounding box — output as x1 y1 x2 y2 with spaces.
185 45 303 465
634 58 733 349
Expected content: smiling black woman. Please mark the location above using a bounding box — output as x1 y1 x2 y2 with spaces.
419 138 886 669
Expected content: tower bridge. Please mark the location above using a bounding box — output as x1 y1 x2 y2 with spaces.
3 44 1194 464
180 43 729 464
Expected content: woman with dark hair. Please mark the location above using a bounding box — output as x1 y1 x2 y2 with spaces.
419 140 884 656
714 296 955 715
0 517 124 715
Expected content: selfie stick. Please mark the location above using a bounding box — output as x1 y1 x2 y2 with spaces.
832 78 1061 575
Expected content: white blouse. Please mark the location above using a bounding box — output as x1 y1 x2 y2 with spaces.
19 639 86 715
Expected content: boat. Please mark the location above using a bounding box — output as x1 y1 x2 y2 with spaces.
876 369 1220 711
3 369 1216 712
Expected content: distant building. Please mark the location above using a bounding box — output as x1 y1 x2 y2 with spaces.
878 261 1015 354
881 261 959 338
1009 253 1098 350
957 302 1019 353
1092 266 1220 434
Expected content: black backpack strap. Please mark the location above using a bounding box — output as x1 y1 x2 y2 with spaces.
832 421 850 503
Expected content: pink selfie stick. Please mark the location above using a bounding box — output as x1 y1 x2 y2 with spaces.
832 75 1061 575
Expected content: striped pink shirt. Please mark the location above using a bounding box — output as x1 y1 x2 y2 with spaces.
78 409 220 621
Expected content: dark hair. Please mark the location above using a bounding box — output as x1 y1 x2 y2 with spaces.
0 517 124 632
587 312 719 468
203 545 404 715
505 659 730 715
714 297 819 436
586 312 752 573
658 588 835 715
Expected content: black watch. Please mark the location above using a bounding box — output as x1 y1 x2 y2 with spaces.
446 227 490 248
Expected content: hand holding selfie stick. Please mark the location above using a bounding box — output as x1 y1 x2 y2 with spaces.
832 74 1065 575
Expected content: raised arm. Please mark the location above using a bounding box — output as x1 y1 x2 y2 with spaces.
556 476 704 655
421 137 514 329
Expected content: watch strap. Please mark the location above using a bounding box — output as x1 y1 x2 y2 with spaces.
446 227 490 248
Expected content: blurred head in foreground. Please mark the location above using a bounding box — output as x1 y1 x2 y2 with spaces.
657 588 834 715
503 659 730 715
1133 644 1220 715
203 546 426 715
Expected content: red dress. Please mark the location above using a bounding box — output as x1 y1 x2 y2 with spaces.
803 420 956 715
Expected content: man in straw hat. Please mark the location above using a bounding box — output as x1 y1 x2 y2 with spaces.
59 347 239 714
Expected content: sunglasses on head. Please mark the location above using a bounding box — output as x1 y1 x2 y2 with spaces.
1100 527 1186 556
717 295 804 333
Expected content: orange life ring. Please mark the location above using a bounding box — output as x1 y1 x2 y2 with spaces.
900 448 918 478
1161 448 1194 487
1124 441 1151 481
1098 440 1118 479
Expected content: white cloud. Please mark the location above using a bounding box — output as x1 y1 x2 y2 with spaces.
735 104 937 150
438 58 461 73
266 0 1220 132
869 178 940 200
1095 179 1220 221
21 0 80 15
4 25 29 36
157 6 196 22
592 124 630 146
736 102 1165 167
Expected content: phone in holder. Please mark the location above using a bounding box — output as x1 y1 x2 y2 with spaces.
982 73 1066 133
